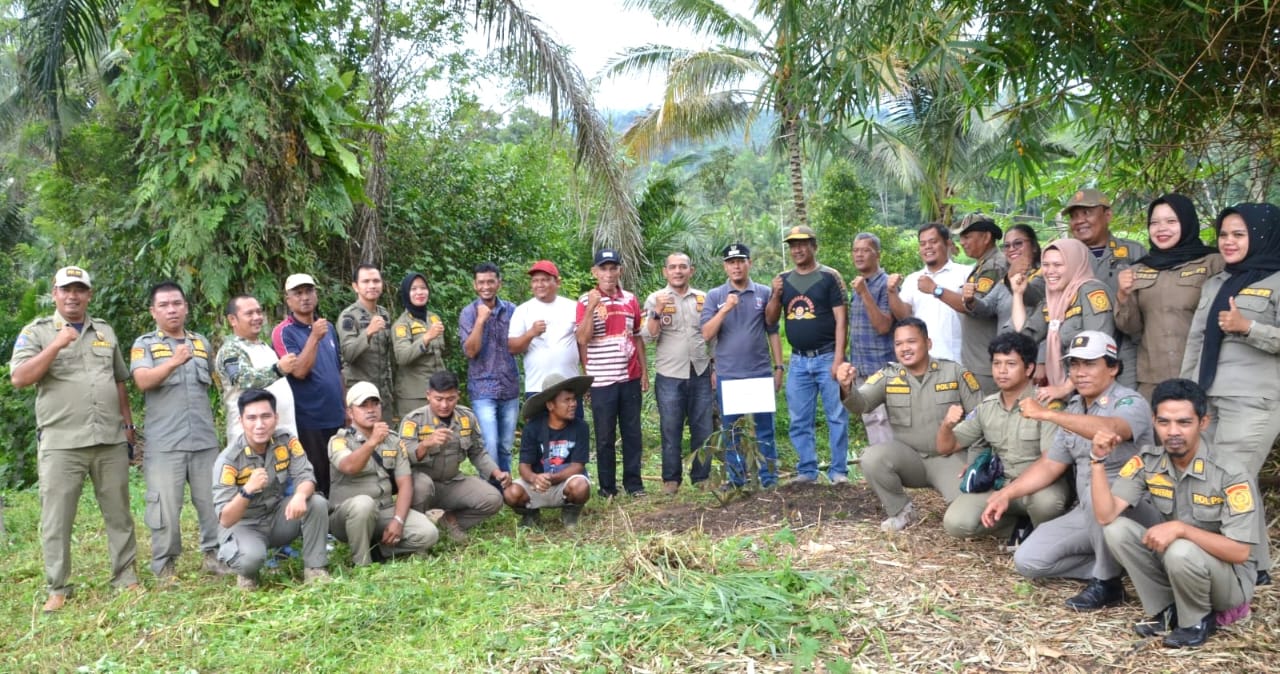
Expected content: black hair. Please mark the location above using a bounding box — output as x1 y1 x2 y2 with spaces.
1151 378 1209 418
917 222 951 242
473 262 502 279
988 331 1037 366
892 316 929 339
1006 224 1043 268
428 370 460 393
149 281 186 306
352 263 381 283
237 389 277 415
225 294 255 317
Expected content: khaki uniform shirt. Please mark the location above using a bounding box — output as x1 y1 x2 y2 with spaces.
1115 254 1223 389
1112 441 1259 588
1089 235 1147 296
212 431 316 523
10 312 129 450
1181 270 1280 399
391 310 446 401
960 247 1010 376
328 427 409 511
843 359 982 455
950 385 1057 477
1022 279 1116 361
643 286 710 379
338 302 395 402
1047 382 1152 506
130 330 218 452
397 405 498 482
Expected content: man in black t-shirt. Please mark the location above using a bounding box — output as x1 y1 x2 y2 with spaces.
765 226 850 485
504 374 594 528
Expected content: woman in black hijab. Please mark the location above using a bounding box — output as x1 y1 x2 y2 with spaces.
1115 193 1222 398
390 272 448 417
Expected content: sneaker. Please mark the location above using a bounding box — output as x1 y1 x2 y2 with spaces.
661 481 679 495
787 474 818 487
629 490 648 498
1065 577 1125 611
880 501 919 532
202 551 232 576
236 575 260 591
561 505 582 529
517 508 541 529
42 593 68 613
829 474 850 486
441 514 468 544
303 568 331 584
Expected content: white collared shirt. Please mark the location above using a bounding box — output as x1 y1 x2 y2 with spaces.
899 259 973 362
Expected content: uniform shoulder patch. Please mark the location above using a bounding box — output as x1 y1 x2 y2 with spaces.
865 371 884 386
219 464 238 486
976 277 994 294
1113 246 1128 258
395 324 408 338
1225 482 1255 514
288 437 305 457
130 347 145 363
1119 455 1143 479
962 371 980 392
400 420 418 438
274 445 290 462
331 437 348 453
1087 289 1112 313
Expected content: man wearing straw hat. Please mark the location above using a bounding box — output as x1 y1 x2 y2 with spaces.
504 373 594 528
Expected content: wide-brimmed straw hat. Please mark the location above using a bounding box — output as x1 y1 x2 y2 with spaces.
521 373 594 420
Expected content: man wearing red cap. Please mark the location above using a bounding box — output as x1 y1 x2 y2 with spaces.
509 260 581 412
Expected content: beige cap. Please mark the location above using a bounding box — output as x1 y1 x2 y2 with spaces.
54 266 92 288
345 381 381 406
284 273 317 291
1062 188 1111 213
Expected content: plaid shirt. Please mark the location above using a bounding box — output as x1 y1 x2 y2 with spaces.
848 269 895 373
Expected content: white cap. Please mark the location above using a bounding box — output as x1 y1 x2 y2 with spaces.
345 381 381 406
54 266 92 288
284 273 317 291
1064 331 1118 360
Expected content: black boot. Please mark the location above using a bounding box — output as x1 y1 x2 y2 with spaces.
1134 604 1177 637
1257 569 1271 586
1163 612 1215 648
1065 576 1125 611
515 507 540 529
561 504 582 529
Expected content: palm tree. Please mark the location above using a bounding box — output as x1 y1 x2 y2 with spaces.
605 0 850 228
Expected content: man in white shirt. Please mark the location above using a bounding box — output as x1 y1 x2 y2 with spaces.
215 294 298 440
508 260 581 412
889 223 972 362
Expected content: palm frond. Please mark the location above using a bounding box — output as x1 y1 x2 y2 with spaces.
621 91 750 160
623 0 763 46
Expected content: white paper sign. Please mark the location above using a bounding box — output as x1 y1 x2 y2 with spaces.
720 377 777 415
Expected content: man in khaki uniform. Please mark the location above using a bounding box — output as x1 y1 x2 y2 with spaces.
10 266 140 612
937 332 1067 539
398 371 511 543
212 389 329 589
328 382 438 565
338 264 395 422
130 281 228 580
952 216 1010 394
1093 378 1258 648
836 317 983 531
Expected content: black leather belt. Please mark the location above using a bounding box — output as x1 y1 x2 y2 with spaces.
793 344 836 358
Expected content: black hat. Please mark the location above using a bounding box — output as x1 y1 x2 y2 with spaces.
593 249 622 266
955 214 1002 240
722 243 750 260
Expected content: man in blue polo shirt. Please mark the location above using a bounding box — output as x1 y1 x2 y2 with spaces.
272 272 345 496
701 243 784 487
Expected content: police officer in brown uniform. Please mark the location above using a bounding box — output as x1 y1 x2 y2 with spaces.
953 215 1010 394
1094 379 1259 648
328 382 439 565
398 371 511 543
338 264 395 422
937 332 1068 539
836 317 983 531
10 266 139 612
130 281 228 580
1115 194 1223 398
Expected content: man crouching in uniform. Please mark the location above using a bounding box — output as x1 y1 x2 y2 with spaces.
212 389 330 589
328 382 439 565
1093 378 1260 648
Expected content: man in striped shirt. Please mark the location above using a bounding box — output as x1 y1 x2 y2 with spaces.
576 249 649 498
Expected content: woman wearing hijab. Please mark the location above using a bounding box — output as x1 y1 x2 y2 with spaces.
1115 194 1223 398
1012 238 1117 402
392 272 448 417
1182 202 1280 585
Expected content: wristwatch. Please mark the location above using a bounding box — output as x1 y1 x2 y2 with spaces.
932 286 944 298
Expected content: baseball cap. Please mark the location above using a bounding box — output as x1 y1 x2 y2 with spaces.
955 214 1002 240
593 249 621 266
1064 331 1118 360
284 273 317 291
54 266 92 288
1062 188 1111 213
528 260 560 279
345 381 381 406
722 243 751 260
782 225 817 243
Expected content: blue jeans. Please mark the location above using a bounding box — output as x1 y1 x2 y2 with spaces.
473 397 519 473
785 350 850 480
590 378 644 496
717 377 778 486
655 369 714 484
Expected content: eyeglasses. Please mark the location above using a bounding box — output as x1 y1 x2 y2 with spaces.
1001 240 1028 250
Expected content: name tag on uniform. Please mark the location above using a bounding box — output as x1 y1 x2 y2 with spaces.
885 385 910 394
91 339 113 349
1192 493 1223 506
1135 271 1159 280
1240 287 1273 298
1179 267 1207 277
1064 306 1082 318
1149 486 1173 499
935 382 958 392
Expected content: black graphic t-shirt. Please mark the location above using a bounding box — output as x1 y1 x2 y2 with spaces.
780 266 844 352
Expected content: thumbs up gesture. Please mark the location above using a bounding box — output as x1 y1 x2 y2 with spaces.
1219 296 1251 335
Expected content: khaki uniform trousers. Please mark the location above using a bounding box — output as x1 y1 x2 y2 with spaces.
862 440 965 517
216 494 329 576
1206 395 1277 572
1013 501 1162 581
411 473 503 530
329 495 438 565
143 446 220 574
39 444 139 595
1104 518 1250 628
943 478 1070 538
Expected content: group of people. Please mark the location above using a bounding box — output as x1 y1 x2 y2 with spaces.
9 187 1275 649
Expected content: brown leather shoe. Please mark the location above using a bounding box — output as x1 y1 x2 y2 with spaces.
42 594 67 613
662 481 679 495
202 551 232 576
